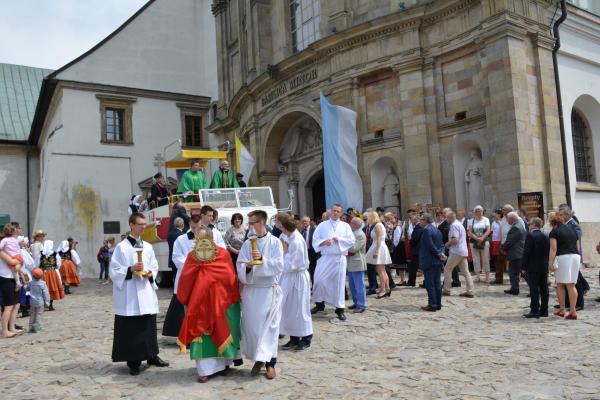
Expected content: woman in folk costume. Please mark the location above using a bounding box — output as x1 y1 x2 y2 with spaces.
57 240 80 294
177 227 242 382
38 240 64 310
277 213 313 351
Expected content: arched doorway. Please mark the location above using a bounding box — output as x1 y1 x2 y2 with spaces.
305 171 325 220
261 108 323 216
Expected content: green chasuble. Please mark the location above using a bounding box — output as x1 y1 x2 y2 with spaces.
189 302 241 360
177 170 207 200
209 169 239 189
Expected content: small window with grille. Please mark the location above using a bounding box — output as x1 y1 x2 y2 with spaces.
572 109 594 183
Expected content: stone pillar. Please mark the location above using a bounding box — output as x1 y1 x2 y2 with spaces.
532 33 567 209
479 31 523 206
212 0 229 108
396 60 433 205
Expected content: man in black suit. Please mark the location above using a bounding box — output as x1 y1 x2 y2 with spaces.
408 214 423 287
169 199 190 231
300 216 319 285
521 217 549 318
364 221 378 295
502 212 526 295
418 213 447 311
437 208 461 287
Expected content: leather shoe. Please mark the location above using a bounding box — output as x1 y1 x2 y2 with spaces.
250 361 264 376
336 311 347 321
353 308 365 313
451 282 461 287
265 367 276 379
522 312 540 319
129 366 141 376
540 312 549 317
504 290 519 295
421 306 436 312
348 304 357 310
294 342 310 351
310 306 324 314
459 293 474 298
282 340 297 350
147 356 169 367
197 376 209 383
366 289 377 295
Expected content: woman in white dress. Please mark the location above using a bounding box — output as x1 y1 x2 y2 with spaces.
366 211 392 298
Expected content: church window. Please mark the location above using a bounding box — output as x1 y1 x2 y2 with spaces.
105 108 125 142
184 115 203 147
97 94 135 145
290 0 320 53
572 109 594 183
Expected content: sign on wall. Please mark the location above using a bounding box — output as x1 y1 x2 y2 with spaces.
517 192 544 220
103 221 121 234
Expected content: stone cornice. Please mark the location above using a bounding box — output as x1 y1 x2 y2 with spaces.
59 80 212 105
421 0 478 24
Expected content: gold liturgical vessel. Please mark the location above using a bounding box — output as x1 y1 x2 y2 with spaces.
133 240 146 277
246 234 263 266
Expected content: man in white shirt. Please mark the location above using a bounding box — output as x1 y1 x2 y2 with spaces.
494 204 513 284
442 211 474 297
311 203 355 321
200 205 226 248
110 212 169 376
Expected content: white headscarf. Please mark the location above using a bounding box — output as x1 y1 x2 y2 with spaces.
42 240 54 256
57 240 70 253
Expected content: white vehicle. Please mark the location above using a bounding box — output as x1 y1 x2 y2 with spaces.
141 186 280 287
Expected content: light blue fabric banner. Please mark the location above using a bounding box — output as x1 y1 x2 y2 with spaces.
320 92 363 212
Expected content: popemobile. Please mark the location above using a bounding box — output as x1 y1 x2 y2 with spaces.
136 150 281 287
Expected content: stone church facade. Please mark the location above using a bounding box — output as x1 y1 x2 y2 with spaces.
208 0 566 219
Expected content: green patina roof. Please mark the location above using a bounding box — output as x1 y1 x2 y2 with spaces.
0 63 53 142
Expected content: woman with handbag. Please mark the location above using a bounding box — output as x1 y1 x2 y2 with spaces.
467 206 491 283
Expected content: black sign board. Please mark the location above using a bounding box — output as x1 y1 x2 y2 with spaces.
103 221 121 234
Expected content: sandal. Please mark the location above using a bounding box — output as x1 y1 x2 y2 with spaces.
553 311 565 318
197 376 209 383
565 313 578 320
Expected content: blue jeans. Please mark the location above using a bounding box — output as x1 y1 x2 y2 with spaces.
99 262 109 280
347 271 367 309
423 265 442 309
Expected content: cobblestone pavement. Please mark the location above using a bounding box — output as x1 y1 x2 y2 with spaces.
2 268 600 400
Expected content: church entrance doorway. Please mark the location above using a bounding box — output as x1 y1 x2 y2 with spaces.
307 171 325 220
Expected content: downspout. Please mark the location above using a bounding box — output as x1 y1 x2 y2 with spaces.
26 140 31 238
552 0 570 206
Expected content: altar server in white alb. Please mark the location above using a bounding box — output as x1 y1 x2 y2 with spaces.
110 212 169 376
162 214 202 338
236 210 284 380
276 213 313 351
311 203 355 321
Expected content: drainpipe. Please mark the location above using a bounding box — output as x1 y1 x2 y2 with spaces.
552 0 570 207
26 140 31 238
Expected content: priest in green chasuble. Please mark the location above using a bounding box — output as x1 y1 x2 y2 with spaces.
176 226 241 383
177 160 208 201
210 160 239 189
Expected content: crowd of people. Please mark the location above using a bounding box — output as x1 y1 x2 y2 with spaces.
108 195 594 383
0 223 81 337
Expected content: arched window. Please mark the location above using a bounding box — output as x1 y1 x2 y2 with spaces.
572 109 594 183
290 0 320 53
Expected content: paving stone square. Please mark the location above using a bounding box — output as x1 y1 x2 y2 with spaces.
2 269 600 399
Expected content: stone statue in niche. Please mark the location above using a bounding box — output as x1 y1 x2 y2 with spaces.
464 148 484 212
383 167 400 211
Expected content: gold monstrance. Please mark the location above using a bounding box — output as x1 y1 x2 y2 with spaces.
246 233 263 266
133 239 146 277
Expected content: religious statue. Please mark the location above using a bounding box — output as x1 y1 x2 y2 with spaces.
464 149 484 211
382 167 400 212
